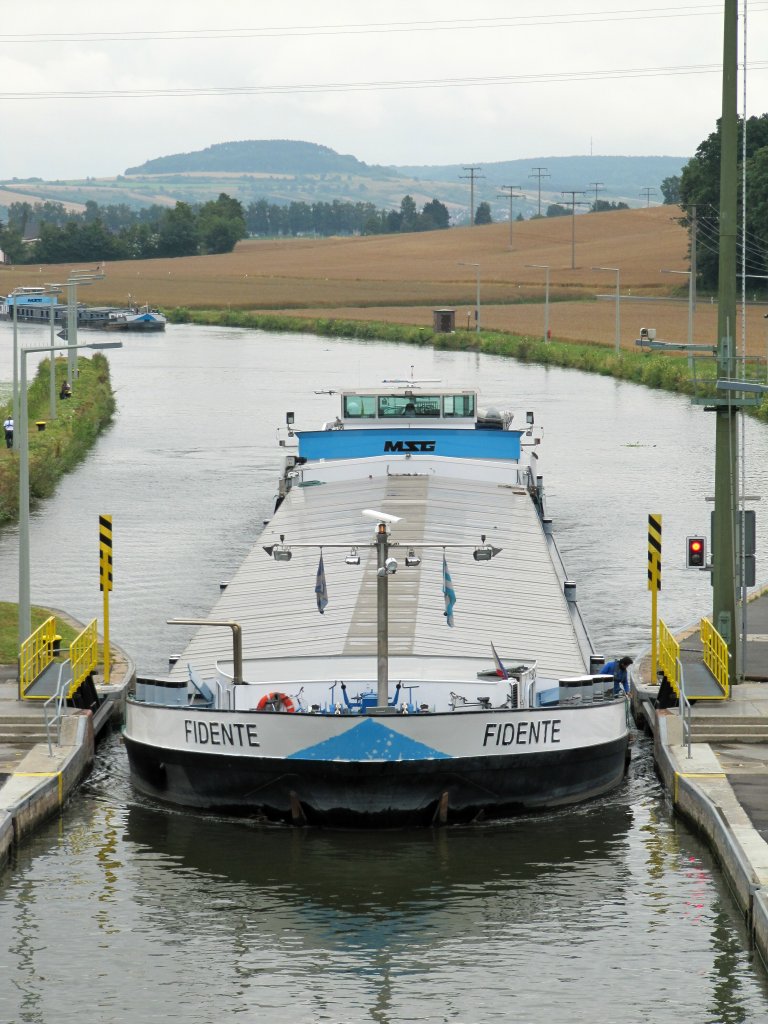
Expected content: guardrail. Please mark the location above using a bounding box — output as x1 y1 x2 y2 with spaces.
43 664 70 755
19 616 58 699
701 617 729 698
70 619 98 692
658 618 680 695
677 656 692 758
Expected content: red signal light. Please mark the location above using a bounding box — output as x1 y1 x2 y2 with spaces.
686 536 706 568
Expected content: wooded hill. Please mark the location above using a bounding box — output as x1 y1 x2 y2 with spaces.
1 140 687 222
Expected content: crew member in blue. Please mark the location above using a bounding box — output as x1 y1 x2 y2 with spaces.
600 656 633 695
3 415 12 449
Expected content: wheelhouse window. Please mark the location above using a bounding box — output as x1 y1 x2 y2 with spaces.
343 394 377 418
443 394 475 417
378 395 442 418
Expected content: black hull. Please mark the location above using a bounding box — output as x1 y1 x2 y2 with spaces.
124 735 630 828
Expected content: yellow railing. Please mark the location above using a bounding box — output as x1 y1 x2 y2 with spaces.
19 616 58 699
658 618 680 696
70 619 99 693
701 617 729 698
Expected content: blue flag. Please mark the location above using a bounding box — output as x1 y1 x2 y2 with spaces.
442 555 456 627
315 553 329 614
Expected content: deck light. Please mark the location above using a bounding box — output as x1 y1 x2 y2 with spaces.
405 548 421 567
264 534 293 561
345 547 361 565
473 534 502 562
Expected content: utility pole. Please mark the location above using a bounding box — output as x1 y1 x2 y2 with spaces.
640 187 657 207
460 166 484 225
561 190 587 270
498 185 523 249
529 166 550 217
712 0 739 682
589 181 605 209
689 204 698 312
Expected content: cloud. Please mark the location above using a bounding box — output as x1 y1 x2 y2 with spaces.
0 0 765 179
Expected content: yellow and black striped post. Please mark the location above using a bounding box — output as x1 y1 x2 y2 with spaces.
648 513 662 683
99 514 113 684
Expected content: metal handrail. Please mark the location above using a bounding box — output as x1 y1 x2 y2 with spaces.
677 656 692 759
19 616 57 699
43 664 69 755
658 618 680 696
69 618 98 693
701 617 729 698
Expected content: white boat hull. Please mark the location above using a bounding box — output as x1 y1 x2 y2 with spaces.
124 699 630 826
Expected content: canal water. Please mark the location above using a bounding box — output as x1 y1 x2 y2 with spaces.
1 324 768 1023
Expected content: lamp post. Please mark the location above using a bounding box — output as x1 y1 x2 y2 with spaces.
64 269 105 385
526 264 550 343
45 284 65 419
458 262 481 333
10 286 62 449
661 268 694 351
18 340 122 648
592 266 621 353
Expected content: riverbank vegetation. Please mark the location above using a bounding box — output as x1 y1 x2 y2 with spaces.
0 354 116 524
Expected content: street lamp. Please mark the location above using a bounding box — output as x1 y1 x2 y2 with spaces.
64 269 105 384
18 340 122 648
458 262 481 333
661 268 694 352
592 266 621 353
526 264 550 343
9 286 60 450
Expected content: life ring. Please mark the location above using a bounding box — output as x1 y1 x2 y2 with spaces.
257 691 296 713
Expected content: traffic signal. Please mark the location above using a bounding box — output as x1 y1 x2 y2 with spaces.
686 535 706 568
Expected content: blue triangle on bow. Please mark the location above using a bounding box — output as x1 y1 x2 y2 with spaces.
287 716 450 762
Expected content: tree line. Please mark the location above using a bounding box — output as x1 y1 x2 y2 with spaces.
0 194 247 264
0 193 452 265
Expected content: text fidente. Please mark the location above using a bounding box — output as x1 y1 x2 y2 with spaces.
482 720 561 747
184 719 260 747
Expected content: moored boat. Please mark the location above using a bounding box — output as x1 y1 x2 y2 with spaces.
123 375 631 826
101 306 166 332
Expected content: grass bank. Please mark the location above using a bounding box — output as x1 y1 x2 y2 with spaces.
0 602 81 662
166 307 768 424
0 354 116 525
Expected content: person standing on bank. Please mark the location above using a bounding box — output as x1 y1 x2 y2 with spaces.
3 415 12 449
600 656 634 696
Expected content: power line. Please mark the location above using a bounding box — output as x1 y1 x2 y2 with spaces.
639 186 658 206
460 167 484 226
2 60 768 102
561 191 590 269
3 5 767 44
498 185 524 248
529 167 550 217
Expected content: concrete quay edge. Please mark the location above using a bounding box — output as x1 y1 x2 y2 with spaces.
0 640 135 876
0 712 94 870
651 709 768 965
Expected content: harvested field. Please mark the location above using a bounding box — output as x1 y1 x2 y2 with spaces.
263 299 768 357
1 205 765 357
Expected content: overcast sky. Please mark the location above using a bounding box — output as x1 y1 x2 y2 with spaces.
2 1 766 180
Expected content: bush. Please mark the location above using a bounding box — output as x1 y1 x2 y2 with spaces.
0 354 115 523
